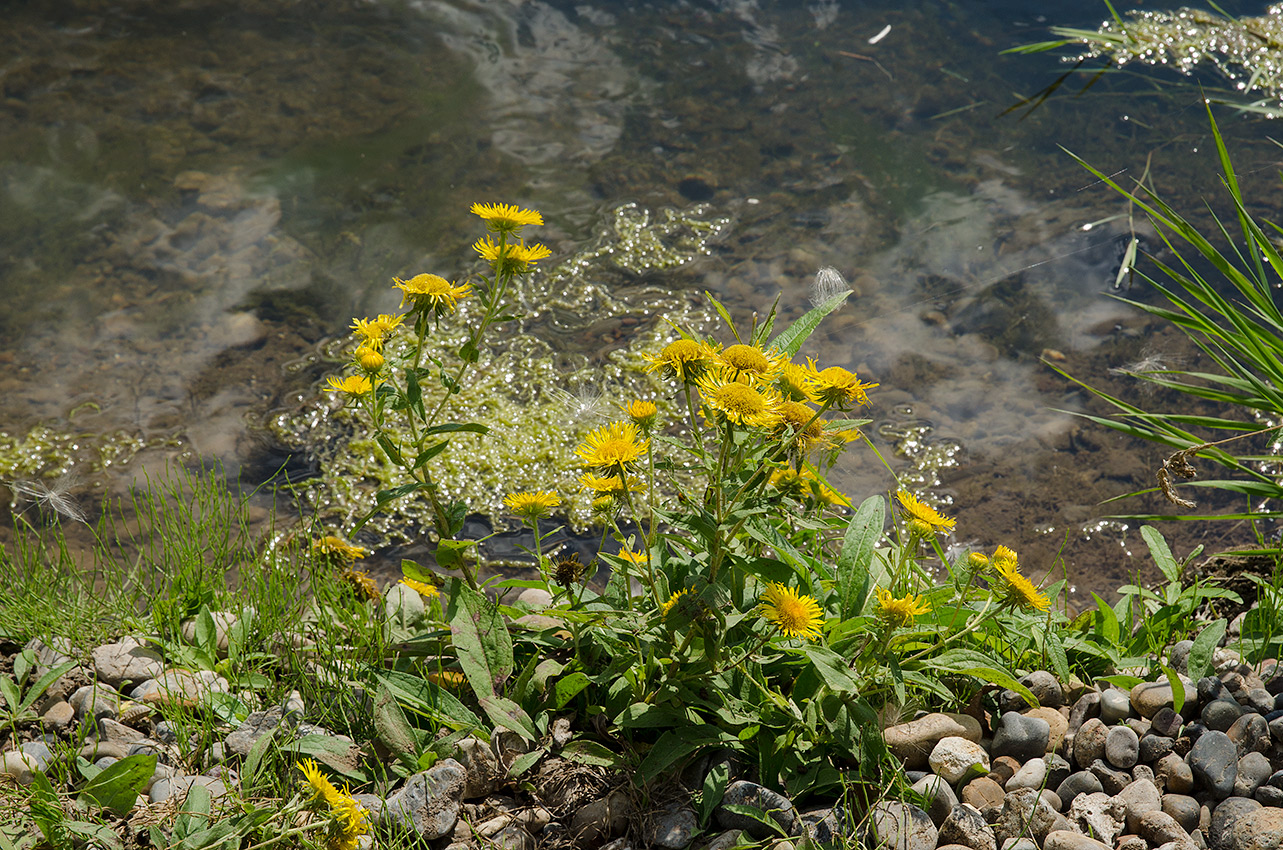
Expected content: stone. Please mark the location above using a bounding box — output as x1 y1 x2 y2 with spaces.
40 699 74 729
1134 678 1196 719
1001 840 1038 850
1046 754 1073 791
131 669 228 709
382 759 467 839
1227 714 1271 755
1056 771 1104 808
938 805 996 850
1007 758 1047 791
1043 831 1111 850
1106 725 1141 769
1118 778 1162 835
92 637 164 689
1025 708 1069 754
1153 708 1184 739
705 831 745 850
1164 795 1201 834
1068 792 1124 845
1157 753 1196 794
866 801 937 850
910 774 958 826
1041 789 1063 813
1102 689 1132 724
1139 810 1192 846
1089 758 1132 795
19 741 52 772
1022 672 1065 708
990 757 1020 787
961 778 1006 812
1255 785 1283 807
1200 678 1230 704
992 788 1060 848
1 751 39 786
1171 641 1195 676
1141 734 1176 763
884 714 983 770
454 736 500 799
716 781 797 839
1209 798 1261 850
69 683 120 721
799 807 845 846
929 737 990 785
1204 700 1246 733
488 825 536 850
1244 689 1275 715
1073 719 1108 768
225 705 300 757
1117 835 1148 850
1228 808 1283 850
149 775 228 804
645 805 697 849
1235 752 1273 799
993 713 1050 763
1191 731 1239 800
1069 692 1102 735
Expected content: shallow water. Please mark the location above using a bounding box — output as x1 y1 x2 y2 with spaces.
3 0 1282 603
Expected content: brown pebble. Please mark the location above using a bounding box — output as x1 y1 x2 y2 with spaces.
990 756 1020 787
961 776 1006 811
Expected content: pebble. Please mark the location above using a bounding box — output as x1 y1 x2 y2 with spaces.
69 683 120 721
884 714 983 770
1068 692 1102 735
1132 678 1194 719
1139 733 1175 763
1105 726 1140 769
1234 752 1272 798
1137 810 1191 846
798 807 844 846
645 805 696 849
1116 778 1161 834
1189 730 1238 799
1203 699 1244 732
91 637 164 689
992 713 1050 763
1101 689 1132 724
716 781 797 839
929 737 990 785
910 774 958 826
867 801 937 850
1 751 39 785
1043 831 1111 850
992 788 1062 847
938 804 996 850
1227 713 1270 754
961 777 1006 811
455 736 501 799
1067 792 1124 845
1156 753 1196 794
1151 707 1183 738
1057 771 1104 808
1007 758 1047 791
382 759 467 840
1073 719 1107 768
1162 795 1200 834
1025 708 1069 753
1228 807 1283 850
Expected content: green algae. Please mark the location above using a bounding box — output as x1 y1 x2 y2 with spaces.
268 203 730 546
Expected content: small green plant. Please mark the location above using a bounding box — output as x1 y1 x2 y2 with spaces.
0 647 75 745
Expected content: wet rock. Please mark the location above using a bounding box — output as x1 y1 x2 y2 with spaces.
1043 831 1111 850
866 801 937 850
1190 731 1239 800
1204 700 1245 733
1073 719 1108 768
930 737 990 784
1227 807 1283 850
1106 725 1140 769
92 637 164 689
910 774 958 826
1227 714 1271 755
938 804 996 850
716 781 796 838
884 714 983 770
992 713 1050 763
382 758 467 839
1068 792 1124 845
1152 708 1184 739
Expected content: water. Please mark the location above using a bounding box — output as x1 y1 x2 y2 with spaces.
3 0 1281 603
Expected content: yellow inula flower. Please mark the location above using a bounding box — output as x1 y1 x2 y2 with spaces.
758 582 824 640
776 361 820 403
806 359 878 408
777 400 830 454
400 577 440 599
875 586 932 628
645 338 713 384
473 237 552 274
297 758 370 850
990 547 1050 612
719 343 782 384
624 399 658 429
314 535 366 562
967 551 990 570
577 472 642 494
576 421 647 471
341 567 379 601
350 313 405 349
660 588 690 618
471 202 543 232
324 374 373 397
697 368 783 429
394 273 472 313
504 490 561 520
896 490 956 534
354 346 384 373
616 548 648 565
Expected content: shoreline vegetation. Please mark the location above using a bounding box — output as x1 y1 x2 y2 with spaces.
5 121 1283 850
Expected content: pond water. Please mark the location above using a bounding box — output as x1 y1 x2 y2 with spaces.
3 0 1282 605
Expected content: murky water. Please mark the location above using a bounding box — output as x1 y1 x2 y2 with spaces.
3 0 1282 603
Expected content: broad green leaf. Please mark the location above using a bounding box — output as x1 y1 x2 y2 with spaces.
78 754 157 817
436 541 476 574
242 723 277 792
1188 618 1227 682
1091 592 1120 646
375 681 423 764
424 423 490 436
719 804 788 838
769 290 851 356
375 434 406 466
616 703 694 728
281 735 368 782
508 747 545 777
837 496 883 618
955 667 1038 708
195 607 216 653
561 740 623 768
638 726 736 784
375 670 482 731
1141 526 1181 585
480 696 537 742
410 441 449 471
553 672 591 709
699 759 730 829
448 581 514 701
1098 673 1147 691
13 649 33 688
0 677 18 713
1042 629 1071 687
796 644 861 694
1160 662 1186 716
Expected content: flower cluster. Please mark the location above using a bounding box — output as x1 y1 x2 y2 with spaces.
297 758 370 850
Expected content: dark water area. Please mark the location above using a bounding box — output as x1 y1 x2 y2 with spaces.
3 0 1283 606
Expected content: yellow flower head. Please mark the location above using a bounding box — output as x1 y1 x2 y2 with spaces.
471 202 544 233
646 338 714 384
473 237 551 275
616 548 648 565
400 577 440 599
350 313 405 350
325 374 373 397
967 551 990 570
696 367 784 429
590 494 616 515
875 586 932 628
354 346 384 373
394 273 472 314
990 547 1050 612
896 490 956 534
577 472 642 494
576 421 648 471
660 588 691 618
719 343 783 384
777 361 820 403
777 400 831 454
313 535 367 562
341 567 379 601
624 399 658 429
806 359 878 408
553 553 588 588
758 582 824 640
768 466 849 506
297 758 370 850
504 490 561 521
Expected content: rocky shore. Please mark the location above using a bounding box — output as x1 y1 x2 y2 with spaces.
3 599 1282 850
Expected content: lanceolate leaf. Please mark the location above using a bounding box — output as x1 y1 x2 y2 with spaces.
1187 618 1226 682
769 290 851 356
1140 526 1181 585
836 496 883 618
448 581 514 702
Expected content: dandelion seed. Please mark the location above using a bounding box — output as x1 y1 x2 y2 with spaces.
9 472 87 524
549 385 611 425
809 266 851 308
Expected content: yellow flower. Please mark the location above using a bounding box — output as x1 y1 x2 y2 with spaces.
394 273 472 313
758 582 824 640
623 399 658 429
777 400 831 454
776 362 820 403
473 237 552 274
719 343 783 383
341 567 379 601
324 374 373 397
471 202 543 233
896 490 956 534
990 547 1050 612
967 552 990 570
616 548 648 565
696 368 783 429
350 313 405 350
768 466 849 506
590 494 616 515
427 670 468 689
313 535 367 562
875 586 932 628
645 338 714 384
354 346 384 373
806 359 878 408
660 588 690 618
576 421 648 471
400 577 440 599
577 472 642 494
297 759 370 850
504 490 561 521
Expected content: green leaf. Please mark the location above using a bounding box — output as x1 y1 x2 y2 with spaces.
1160 662 1186 716
561 740 623 768
411 441 449 471
796 644 861 694
241 723 277 792
1091 592 1120 646
508 747 545 778
719 804 788 838
553 672 591 709
376 434 406 466
425 423 490 436
375 670 482 732
78 754 157 817
1098 673 1147 691
375 681 424 765
1042 629 1071 687
836 496 883 618
281 735 368 782
704 291 742 343
616 703 694 729
448 581 515 701
769 290 851 356
0 677 18 713
480 696 538 742
1141 526 1182 585
954 667 1038 708
435 540 476 574
407 369 425 419
698 759 730 829
638 726 736 784
1188 618 1227 682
